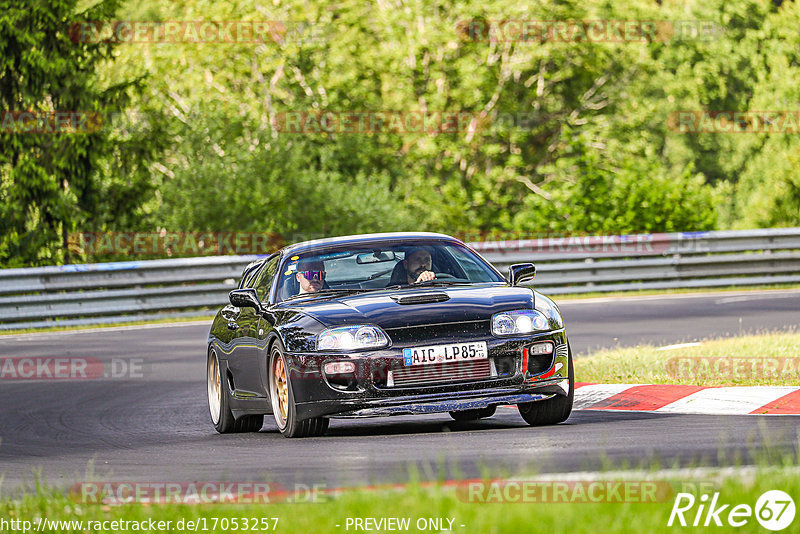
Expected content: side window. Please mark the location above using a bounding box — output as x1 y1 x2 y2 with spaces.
254 256 279 301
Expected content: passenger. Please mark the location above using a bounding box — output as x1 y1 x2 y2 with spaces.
295 259 326 294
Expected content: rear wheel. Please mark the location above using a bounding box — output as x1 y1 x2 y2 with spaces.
448 405 496 421
518 344 574 426
269 341 329 438
208 348 263 433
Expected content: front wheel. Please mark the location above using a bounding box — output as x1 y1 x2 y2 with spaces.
269 341 329 438
518 344 574 426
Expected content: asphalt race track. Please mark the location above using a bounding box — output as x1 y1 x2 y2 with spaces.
1 289 798 494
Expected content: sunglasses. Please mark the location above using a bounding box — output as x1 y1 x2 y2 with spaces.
299 270 326 281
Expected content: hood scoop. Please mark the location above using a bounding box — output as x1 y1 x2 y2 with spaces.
391 292 450 305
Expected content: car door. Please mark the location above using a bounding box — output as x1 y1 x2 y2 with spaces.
229 255 279 398
253 256 280 397
216 260 262 346
226 260 267 397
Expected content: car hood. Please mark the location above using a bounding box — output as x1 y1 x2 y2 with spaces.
280 284 536 329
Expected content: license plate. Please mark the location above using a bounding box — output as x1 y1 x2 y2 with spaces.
403 341 488 367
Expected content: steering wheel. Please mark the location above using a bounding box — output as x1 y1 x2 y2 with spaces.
433 272 457 279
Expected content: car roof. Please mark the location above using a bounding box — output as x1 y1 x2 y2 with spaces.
281 232 463 257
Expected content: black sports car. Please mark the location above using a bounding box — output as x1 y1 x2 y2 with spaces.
207 232 573 437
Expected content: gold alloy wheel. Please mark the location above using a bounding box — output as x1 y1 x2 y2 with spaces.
207 350 221 425
272 352 288 426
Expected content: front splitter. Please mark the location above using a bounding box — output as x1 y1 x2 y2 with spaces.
331 392 554 418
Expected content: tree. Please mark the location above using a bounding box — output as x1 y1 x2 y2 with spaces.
0 0 162 266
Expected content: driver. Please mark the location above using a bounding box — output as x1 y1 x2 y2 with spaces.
403 247 435 284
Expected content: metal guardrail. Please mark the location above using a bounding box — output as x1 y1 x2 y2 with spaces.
2 228 800 330
0 256 260 330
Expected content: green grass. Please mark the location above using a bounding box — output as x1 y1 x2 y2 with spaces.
2 463 799 533
575 331 800 386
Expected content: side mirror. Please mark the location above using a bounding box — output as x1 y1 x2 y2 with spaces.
229 288 263 312
508 263 536 286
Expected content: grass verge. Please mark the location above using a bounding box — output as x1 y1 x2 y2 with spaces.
575 331 800 386
547 283 800 300
0 315 216 336
2 463 798 534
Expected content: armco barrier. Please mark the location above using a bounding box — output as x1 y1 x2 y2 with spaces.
0 256 260 330
474 228 800 293
1 228 799 330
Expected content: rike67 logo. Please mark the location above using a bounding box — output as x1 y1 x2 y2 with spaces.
668 490 795 531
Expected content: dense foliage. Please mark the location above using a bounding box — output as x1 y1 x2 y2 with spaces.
0 0 169 266
2 0 799 265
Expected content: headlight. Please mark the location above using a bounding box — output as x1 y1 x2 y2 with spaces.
316 325 390 351
491 310 550 336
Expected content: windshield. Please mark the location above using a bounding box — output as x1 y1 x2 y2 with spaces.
275 239 505 302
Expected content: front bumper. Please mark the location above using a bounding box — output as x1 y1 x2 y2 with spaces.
285 329 570 420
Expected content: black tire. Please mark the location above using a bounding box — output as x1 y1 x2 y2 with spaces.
233 414 264 432
448 405 497 421
518 344 574 426
269 340 329 438
208 348 264 433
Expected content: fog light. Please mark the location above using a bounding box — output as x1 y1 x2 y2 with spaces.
526 342 556 377
324 361 355 375
529 342 554 355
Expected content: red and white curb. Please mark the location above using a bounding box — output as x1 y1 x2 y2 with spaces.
574 383 800 415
